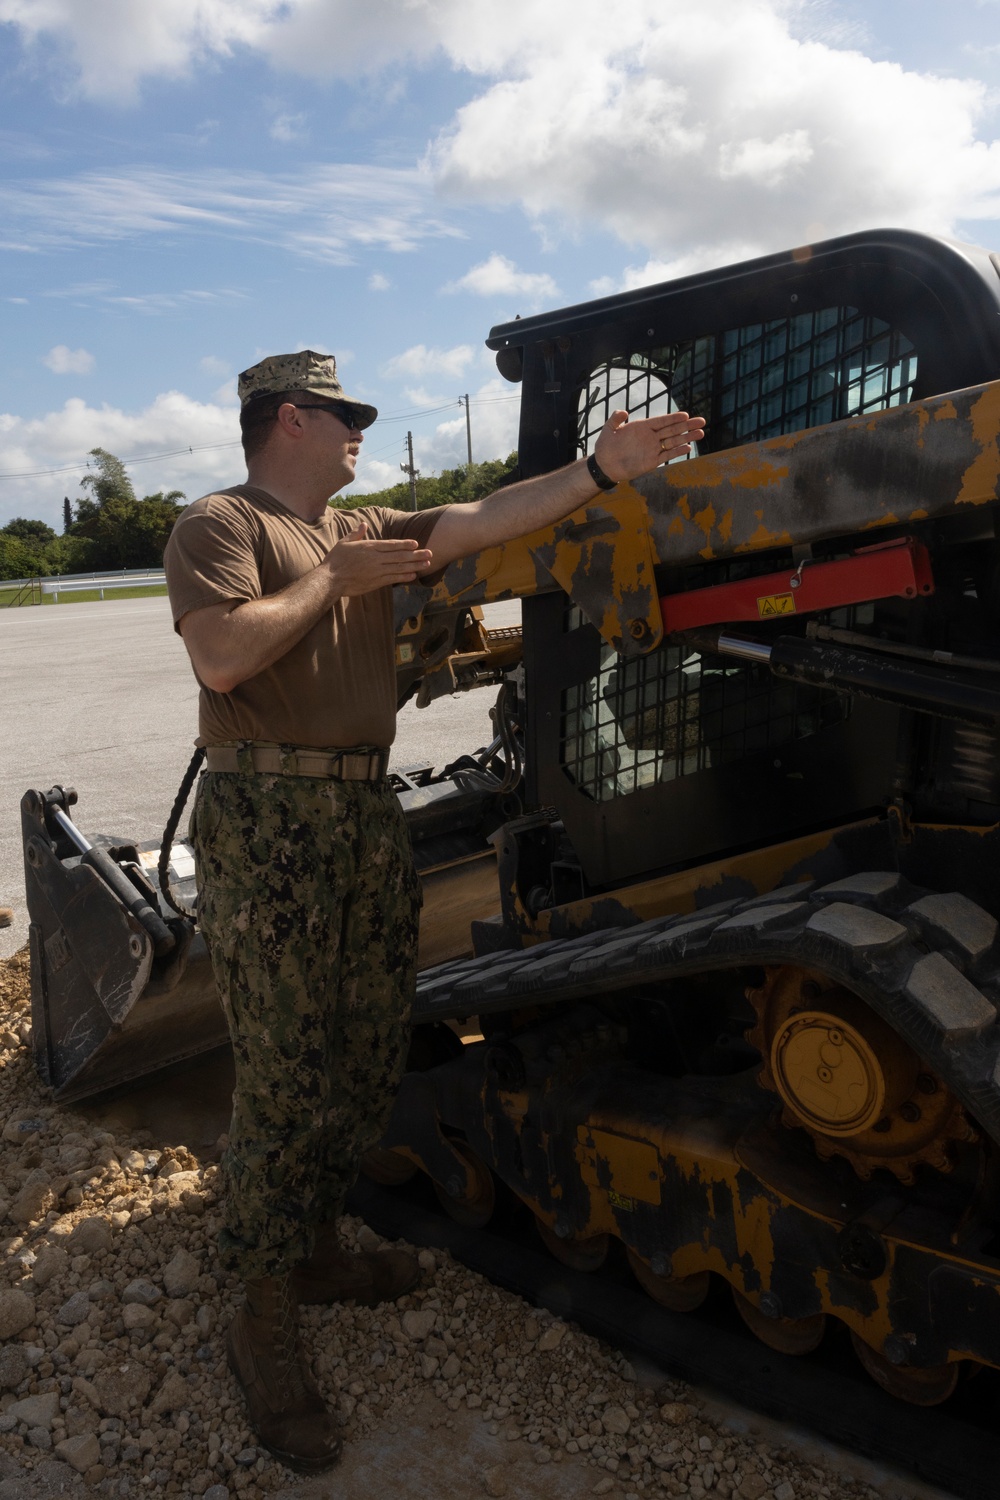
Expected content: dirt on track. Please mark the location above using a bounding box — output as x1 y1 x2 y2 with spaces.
0 950 953 1500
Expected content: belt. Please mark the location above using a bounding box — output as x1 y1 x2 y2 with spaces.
204 744 389 781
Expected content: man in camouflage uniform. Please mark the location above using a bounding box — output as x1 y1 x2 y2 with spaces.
164 348 703 1472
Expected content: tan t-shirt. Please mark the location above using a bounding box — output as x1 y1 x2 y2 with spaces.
164 485 442 748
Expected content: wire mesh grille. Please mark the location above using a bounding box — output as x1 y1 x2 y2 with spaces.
561 628 852 802
576 306 917 455
563 301 914 802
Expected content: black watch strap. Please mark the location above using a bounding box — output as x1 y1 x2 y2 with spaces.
586 452 617 492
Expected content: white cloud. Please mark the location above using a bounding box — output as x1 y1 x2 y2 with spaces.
368 271 391 291
588 242 764 297
270 111 307 143
6 1 1000 273
426 1 1000 262
0 0 280 104
199 354 229 377
0 390 244 528
213 377 239 407
448 254 558 302
717 130 813 187
382 343 475 380
43 344 93 374
1 163 459 263
400 386 455 407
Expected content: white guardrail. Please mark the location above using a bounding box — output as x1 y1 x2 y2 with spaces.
3 566 166 590
40 572 166 602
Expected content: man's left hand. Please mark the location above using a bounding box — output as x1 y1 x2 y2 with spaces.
594 408 706 483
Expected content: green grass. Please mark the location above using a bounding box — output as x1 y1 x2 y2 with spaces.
0 583 168 607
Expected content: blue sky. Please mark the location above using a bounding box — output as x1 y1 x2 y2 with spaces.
2 0 1000 529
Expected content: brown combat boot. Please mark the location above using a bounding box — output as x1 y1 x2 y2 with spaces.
226 1273 342 1473
293 1223 420 1307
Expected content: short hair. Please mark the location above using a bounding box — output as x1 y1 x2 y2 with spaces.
239 390 301 462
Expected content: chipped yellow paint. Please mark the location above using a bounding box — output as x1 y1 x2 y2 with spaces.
718 508 734 544
695 500 717 560
934 399 958 422
732 1177 776 1288
664 445 790 493
911 817 999 838
531 820 873 938
577 1127 661 1205
736 522 795 553
531 483 663 652
957 383 1000 508
693 501 717 539
667 514 685 537
478 1083 1000 1366
731 461 791 490
424 534 539 608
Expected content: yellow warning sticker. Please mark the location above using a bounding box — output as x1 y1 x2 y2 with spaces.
756 592 796 618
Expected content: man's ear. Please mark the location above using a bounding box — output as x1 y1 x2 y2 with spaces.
275 402 305 439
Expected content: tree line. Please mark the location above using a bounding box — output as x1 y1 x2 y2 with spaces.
0 446 520 581
332 451 519 513
0 449 185 580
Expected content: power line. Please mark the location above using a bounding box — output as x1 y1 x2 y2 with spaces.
0 440 242 481
0 391 521 482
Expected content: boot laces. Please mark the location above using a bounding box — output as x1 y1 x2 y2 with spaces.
270 1276 308 1401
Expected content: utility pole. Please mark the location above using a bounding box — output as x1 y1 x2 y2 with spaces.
460 394 473 466
400 431 419 510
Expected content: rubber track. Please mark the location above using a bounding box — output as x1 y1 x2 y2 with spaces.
352 1176 994 1500
414 872 1000 1149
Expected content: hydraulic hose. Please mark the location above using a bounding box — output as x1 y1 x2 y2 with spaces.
156 745 206 920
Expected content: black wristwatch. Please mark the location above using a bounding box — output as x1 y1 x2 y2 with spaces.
586 452 618 492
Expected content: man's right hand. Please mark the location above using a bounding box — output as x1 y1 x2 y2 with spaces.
180 520 434 694
323 521 434 595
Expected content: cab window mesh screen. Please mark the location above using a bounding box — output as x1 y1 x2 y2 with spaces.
560 630 851 803
564 302 914 801
576 307 916 455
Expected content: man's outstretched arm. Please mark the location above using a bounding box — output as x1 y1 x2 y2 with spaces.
427 408 704 566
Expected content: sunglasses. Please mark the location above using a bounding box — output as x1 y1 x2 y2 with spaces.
292 402 361 430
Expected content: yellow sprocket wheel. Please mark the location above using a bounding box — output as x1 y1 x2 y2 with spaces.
746 965 976 1184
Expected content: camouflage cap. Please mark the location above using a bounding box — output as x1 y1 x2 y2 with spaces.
237 349 378 429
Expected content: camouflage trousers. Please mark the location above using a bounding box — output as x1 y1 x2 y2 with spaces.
191 767 421 1279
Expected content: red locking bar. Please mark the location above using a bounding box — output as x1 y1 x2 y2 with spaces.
660 536 934 635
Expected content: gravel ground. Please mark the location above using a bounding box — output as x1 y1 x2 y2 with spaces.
0 950 957 1500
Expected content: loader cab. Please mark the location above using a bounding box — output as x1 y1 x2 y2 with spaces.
488 230 1000 897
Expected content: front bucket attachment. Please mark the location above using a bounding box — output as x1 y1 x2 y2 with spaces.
21 768 504 1103
21 787 221 1102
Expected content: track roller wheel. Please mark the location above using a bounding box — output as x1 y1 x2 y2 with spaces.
433 1142 495 1228
626 1248 710 1311
535 1218 609 1272
732 1289 825 1354
360 1146 417 1186
849 1331 960 1405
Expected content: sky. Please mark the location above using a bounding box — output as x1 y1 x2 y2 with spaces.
2 0 1000 530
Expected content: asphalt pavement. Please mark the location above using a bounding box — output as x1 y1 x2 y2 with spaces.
0 594 517 960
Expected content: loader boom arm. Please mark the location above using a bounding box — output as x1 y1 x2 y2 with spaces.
395 379 1000 659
